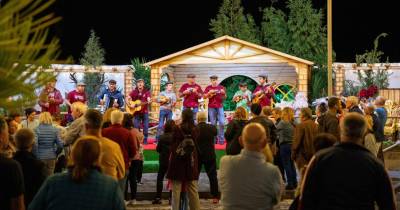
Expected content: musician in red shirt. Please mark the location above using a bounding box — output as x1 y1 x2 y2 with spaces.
38 78 63 116
204 75 226 144
252 74 275 107
128 79 151 144
179 74 203 117
66 82 87 122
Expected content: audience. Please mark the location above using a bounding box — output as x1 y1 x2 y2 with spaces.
364 111 379 156
317 97 341 141
300 113 396 210
13 128 47 207
21 108 39 130
0 117 25 210
219 123 282 210
64 102 87 145
29 136 125 210
33 112 63 176
346 96 363 114
224 106 248 155
196 111 219 203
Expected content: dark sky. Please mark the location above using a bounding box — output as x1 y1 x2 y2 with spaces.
51 0 400 64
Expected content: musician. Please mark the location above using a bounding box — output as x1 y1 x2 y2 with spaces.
129 79 151 144
38 78 63 116
204 75 226 144
98 79 124 110
156 81 176 141
252 74 275 107
66 82 87 122
233 82 252 112
179 73 203 117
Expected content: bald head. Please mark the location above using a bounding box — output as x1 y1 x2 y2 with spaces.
241 123 267 151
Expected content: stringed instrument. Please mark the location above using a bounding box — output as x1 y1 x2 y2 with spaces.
159 96 171 105
233 95 243 103
207 89 222 98
126 99 151 115
252 82 276 104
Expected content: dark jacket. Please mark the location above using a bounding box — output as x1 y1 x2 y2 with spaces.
249 116 277 144
317 111 340 141
166 125 199 181
13 150 47 207
300 143 396 210
224 119 247 155
156 132 173 163
196 122 217 160
349 106 363 115
371 113 385 142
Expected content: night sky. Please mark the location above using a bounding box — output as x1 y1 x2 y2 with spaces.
51 0 400 64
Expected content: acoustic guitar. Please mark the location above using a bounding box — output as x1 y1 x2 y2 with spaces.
233 95 243 103
252 82 276 104
159 96 171 106
207 89 222 98
126 100 150 115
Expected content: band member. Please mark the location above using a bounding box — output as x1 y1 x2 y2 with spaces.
179 73 203 117
38 78 63 116
204 75 226 144
233 82 252 112
129 79 151 144
156 81 177 141
66 82 87 122
252 74 275 107
98 79 124 111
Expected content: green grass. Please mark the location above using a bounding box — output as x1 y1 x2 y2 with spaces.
143 150 226 173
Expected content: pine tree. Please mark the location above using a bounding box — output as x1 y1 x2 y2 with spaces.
80 30 106 108
131 58 151 89
261 0 330 99
210 0 261 44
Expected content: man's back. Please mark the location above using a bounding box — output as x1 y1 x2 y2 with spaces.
219 150 282 210
0 156 24 210
98 137 125 180
196 122 217 159
301 143 396 210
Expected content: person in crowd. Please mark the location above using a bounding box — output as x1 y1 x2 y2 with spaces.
6 117 18 148
364 113 379 156
0 117 25 210
166 109 201 210
52 114 66 140
292 107 318 170
374 96 388 162
9 112 23 130
21 108 39 130
38 78 64 116
33 112 63 176
364 105 385 157
122 113 144 205
64 102 87 146
102 110 137 199
13 128 46 207
276 107 297 190
270 107 286 183
153 120 175 204
196 111 219 203
271 107 282 124
224 106 248 155
346 96 363 114
249 103 277 146
299 113 396 210
219 123 282 210
289 133 337 210
102 107 118 129
98 79 125 111
315 102 328 124
156 81 177 142
317 97 341 141
84 109 125 180
29 137 125 210
66 82 87 122
179 74 203 119
232 82 252 112
204 75 226 144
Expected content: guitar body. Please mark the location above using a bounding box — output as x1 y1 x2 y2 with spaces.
126 100 142 115
234 95 243 103
159 96 171 106
252 94 264 104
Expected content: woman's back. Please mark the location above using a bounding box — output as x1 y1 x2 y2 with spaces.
28 169 124 210
34 124 62 160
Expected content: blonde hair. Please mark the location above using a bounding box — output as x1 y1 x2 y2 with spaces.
234 106 248 121
71 102 88 115
196 111 207 123
365 114 374 131
103 107 118 123
347 96 359 106
281 107 294 123
39 112 53 124
262 107 272 117
110 110 124 125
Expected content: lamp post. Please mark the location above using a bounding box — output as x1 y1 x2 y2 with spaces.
327 0 333 96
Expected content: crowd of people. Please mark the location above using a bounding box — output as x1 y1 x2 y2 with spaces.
0 72 397 210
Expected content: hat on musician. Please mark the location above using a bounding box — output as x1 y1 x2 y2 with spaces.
210 75 218 80
187 73 196 78
109 79 117 84
77 82 86 86
239 82 247 87
136 78 144 83
165 81 173 85
258 74 268 79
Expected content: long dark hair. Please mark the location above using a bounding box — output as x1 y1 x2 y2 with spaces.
70 136 101 183
164 120 176 133
180 109 195 134
122 113 134 129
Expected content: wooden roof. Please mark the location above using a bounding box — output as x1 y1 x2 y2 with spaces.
144 35 314 67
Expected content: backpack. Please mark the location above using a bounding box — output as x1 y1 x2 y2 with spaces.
176 134 195 159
